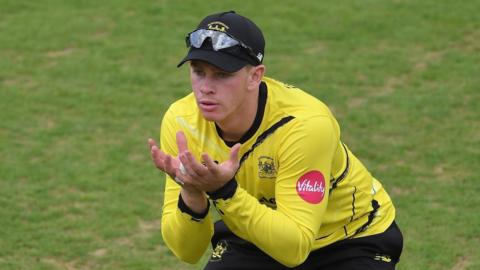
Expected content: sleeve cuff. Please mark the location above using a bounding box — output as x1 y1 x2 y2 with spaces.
178 193 210 222
207 178 238 200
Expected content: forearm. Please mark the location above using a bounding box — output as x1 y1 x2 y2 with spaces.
210 181 319 267
161 183 213 263
158 110 214 263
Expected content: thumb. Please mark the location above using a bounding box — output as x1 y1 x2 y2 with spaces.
229 143 241 165
176 131 188 153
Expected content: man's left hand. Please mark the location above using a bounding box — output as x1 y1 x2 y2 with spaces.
176 131 241 193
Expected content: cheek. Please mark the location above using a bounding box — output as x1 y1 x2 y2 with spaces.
190 79 202 96
224 87 244 107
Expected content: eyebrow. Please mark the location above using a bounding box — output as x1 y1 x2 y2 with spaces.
190 61 200 68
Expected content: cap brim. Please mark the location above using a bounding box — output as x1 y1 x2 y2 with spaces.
177 48 249 73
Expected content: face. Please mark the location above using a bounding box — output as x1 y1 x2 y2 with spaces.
189 60 256 125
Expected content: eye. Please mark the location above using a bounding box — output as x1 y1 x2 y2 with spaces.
192 68 205 76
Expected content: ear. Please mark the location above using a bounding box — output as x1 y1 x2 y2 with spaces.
247 65 265 91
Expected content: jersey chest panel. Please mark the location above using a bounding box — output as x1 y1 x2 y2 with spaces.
236 141 278 209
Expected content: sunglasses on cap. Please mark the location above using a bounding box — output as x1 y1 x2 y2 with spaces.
185 29 263 64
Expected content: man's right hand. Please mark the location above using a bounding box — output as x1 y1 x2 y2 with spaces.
148 138 208 214
148 138 181 183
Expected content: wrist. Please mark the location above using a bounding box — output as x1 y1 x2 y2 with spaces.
207 178 237 200
180 188 208 215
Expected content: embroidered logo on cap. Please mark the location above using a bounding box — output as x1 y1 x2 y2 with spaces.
296 171 326 204
207 21 229 32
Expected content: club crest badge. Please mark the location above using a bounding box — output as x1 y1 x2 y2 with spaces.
258 156 277 179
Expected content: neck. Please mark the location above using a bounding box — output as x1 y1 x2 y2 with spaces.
217 84 266 143
217 93 259 142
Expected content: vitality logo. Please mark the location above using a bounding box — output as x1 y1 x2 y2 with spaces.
296 170 326 204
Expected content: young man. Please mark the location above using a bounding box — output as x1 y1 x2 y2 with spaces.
149 11 403 270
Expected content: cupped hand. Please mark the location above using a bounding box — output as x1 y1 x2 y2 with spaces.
175 131 241 193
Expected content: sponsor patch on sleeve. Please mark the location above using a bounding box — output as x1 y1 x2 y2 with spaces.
296 170 326 204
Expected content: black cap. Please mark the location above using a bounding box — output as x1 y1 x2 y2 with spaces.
177 11 265 73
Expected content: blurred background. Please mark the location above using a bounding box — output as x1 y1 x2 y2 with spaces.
1 0 479 269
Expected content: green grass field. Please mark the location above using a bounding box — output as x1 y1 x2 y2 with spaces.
1 0 479 269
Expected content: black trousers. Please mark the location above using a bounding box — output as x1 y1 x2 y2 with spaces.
204 221 403 270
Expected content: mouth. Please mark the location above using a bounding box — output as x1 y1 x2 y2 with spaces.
198 100 219 112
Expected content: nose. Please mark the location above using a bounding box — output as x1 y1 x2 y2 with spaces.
199 77 215 95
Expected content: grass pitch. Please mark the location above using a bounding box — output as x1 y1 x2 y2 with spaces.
1 1 479 269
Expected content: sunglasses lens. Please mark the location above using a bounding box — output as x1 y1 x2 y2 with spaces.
188 30 239 51
189 30 207 48
186 29 260 64
212 33 239 50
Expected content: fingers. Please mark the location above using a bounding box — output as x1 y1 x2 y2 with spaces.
179 150 208 177
148 137 186 187
201 153 218 172
148 138 163 168
149 139 176 177
186 151 208 174
176 131 189 153
148 138 156 148
149 134 241 191
164 154 175 174
174 176 185 186
229 143 241 165
150 144 164 169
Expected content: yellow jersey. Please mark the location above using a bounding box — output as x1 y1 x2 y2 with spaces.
160 77 396 267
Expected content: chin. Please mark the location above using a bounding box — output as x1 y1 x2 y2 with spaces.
200 111 222 122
